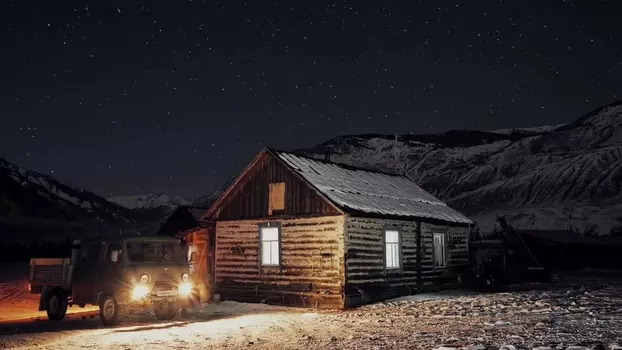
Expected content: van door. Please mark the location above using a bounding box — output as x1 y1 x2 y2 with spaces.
72 243 102 305
99 243 123 298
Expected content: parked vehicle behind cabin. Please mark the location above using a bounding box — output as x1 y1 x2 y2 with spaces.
29 236 193 326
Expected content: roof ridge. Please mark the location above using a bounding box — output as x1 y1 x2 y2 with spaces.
266 147 409 179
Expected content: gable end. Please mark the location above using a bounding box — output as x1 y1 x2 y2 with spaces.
204 150 342 221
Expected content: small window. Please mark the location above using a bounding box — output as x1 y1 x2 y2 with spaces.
106 243 122 263
82 244 101 263
433 233 446 267
268 182 285 215
260 226 280 266
385 230 400 269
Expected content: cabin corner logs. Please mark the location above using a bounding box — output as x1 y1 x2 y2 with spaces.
214 214 469 309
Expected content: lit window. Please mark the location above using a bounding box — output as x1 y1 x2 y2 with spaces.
260 226 280 266
433 233 446 267
385 230 400 269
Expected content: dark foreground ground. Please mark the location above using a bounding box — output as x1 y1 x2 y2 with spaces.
2 269 622 349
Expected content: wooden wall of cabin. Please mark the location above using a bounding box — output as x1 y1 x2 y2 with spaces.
185 227 214 303
343 217 469 307
215 215 345 309
210 152 341 220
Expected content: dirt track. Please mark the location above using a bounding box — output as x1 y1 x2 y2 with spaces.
3 272 622 349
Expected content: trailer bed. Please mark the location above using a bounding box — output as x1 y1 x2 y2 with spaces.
29 258 72 292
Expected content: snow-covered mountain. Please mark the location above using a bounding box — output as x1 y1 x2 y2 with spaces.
487 124 567 136
300 100 622 234
0 158 134 223
108 193 191 213
191 178 234 208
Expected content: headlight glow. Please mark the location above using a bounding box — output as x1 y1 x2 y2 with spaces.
132 285 149 300
140 274 149 283
179 282 192 296
181 273 189 283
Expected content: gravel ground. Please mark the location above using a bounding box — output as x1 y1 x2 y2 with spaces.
2 276 622 349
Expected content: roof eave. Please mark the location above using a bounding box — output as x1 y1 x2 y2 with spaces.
345 208 473 226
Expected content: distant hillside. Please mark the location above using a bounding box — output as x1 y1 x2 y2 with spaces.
0 158 134 223
0 158 146 249
300 101 622 233
108 193 191 218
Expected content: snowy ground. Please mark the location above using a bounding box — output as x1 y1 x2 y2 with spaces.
2 275 622 349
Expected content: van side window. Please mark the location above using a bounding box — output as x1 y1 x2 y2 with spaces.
82 244 101 263
107 243 122 263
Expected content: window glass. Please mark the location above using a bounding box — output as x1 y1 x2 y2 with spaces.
82 244 101 263
106 243 122 263
261 226 280 266
125 241 184 263
385 230 400 269
433 233 446 267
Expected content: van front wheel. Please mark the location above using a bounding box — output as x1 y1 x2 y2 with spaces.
99 295 124 326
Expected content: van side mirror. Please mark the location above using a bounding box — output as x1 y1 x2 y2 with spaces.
111 250 119 262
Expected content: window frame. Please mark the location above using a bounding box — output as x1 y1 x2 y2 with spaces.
433 232 447 268
259 223 282 267
384 229 402 270
106 243 122 263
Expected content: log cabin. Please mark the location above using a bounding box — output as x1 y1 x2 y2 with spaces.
202 148 473 308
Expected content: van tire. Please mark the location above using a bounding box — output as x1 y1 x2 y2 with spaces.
154 302 177 320
99 295 124 326
47 290 68 320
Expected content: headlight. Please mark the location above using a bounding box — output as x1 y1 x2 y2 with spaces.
132 285 149 300
181 273 189 283
179 282 192 296
140 274 149 283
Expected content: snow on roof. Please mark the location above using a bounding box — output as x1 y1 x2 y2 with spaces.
273 150 472 224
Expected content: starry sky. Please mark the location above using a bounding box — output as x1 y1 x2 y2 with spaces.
2 0 621 199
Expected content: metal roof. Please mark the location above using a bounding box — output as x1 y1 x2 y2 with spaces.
273 150 472 224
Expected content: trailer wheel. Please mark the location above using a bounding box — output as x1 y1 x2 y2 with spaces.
47 290 68 321
99 295 124 326
154 302 178 320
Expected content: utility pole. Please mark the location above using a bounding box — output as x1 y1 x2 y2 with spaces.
394 133 399 175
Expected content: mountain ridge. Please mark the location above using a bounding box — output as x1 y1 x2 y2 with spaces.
108 192 191 213
299 100 622 233
0 157 134 223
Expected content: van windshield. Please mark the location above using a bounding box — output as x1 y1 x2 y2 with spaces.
126 241 184 263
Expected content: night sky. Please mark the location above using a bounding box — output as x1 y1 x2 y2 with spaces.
2 1 621 199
